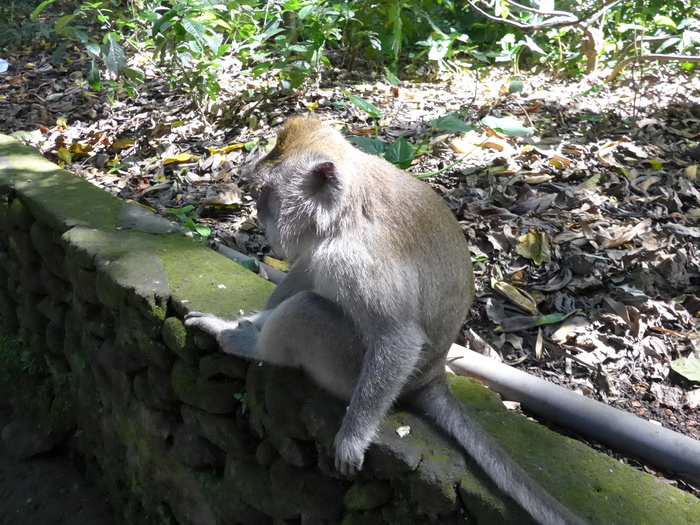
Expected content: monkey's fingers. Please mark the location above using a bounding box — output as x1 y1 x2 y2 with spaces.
334 435 366 476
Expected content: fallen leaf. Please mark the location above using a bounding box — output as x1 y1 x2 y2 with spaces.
516 231 551 265
671 357 700 382
163 152 201 164
262 256 289 272
491 280 539 315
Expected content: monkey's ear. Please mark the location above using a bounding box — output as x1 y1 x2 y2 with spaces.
305 161 339 195
311 161 337 182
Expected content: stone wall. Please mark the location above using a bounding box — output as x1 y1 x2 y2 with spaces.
4 134 700 525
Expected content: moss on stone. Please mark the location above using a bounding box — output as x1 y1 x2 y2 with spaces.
344 480 392 511
155 232 273 319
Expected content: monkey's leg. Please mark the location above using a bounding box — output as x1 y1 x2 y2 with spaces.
254 291 364 399
333 326 426 475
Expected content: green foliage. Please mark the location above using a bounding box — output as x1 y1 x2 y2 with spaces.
344 93 483 173
2 0 697 104
165 204 211 242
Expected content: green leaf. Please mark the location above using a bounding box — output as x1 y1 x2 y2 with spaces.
384 136 415 168
583 173 601 189
102 33 127 76
481 115 535 137
298 5 315 18
86 42 101 58
384 67 400 86
348 136 388 155
30 0 58 20
237 259 259 272
508 80 524 93
671 357 700 382
429 113 478 132
123 67 145 84
86 60 101 91
573 84 603 98
181 18 205 41
654 15 677 30
342 90 383 119
535 312 568 326
195 226 211 238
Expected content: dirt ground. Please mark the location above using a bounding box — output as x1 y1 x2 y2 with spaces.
0 405 119 525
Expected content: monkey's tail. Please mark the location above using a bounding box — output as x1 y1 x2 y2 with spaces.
407 379 586 525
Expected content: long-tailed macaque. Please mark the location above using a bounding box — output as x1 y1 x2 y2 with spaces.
185 116 585 525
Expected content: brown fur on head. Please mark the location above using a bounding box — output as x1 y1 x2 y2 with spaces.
255 115 351 184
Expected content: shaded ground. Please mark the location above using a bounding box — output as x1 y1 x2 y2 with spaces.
1 46 699 503
0 405 119 525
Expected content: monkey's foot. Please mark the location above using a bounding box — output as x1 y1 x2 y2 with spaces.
185 312 261 359
184 311 238 337
218 320 260 357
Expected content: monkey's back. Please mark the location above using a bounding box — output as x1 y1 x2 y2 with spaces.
332 151 474 365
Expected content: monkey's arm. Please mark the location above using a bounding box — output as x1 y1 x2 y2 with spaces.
334 326 426 475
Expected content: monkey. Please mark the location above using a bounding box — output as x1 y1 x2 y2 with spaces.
185 115 585 525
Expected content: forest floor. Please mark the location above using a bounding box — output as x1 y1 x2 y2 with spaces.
0 46 699 507
0 404 119 524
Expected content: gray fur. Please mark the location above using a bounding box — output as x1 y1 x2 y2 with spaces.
185 116 585 525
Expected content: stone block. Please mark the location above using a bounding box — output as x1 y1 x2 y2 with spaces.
255 438 278 466
173 424 225 469
9 198 34 231
264 367 312 441
133 371 180 412
344 480 393 511
69 266 100 304
181 405 256 460
19 264 45 294
363 413 426 479
267 430 316 468
224 456 297 520
162 316 208 365
16 300 47 335
148 364 179 403
95 267 128 311
8 230 40 266
40 264 70 301
269 459 347 521
171 359 242 414
30 220 65 267
299 392 345 457
45 321 65 357
97 339 148 374
139 338 175 371
199 352 249 380
36 296 67 326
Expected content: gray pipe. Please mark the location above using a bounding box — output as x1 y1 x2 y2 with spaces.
448 345 700 483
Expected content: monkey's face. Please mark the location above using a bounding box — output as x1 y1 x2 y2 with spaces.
255 185 284 255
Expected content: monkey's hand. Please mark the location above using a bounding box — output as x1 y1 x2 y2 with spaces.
184 312 260 359
334 430 370 476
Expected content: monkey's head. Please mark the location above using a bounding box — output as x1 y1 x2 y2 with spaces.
252 116 356 260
